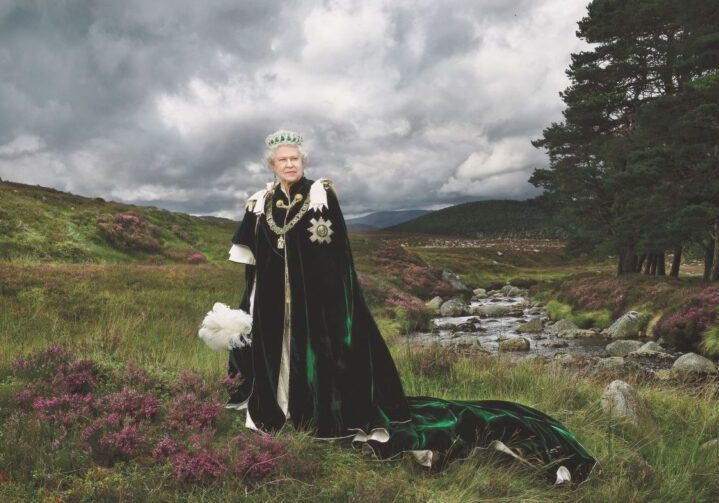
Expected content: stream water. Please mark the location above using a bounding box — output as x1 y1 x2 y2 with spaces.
408 293 611 361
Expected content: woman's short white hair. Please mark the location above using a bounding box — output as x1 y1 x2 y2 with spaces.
264 143 308 168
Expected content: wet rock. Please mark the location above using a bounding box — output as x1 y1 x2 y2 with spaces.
671 353 717 377
639 341 666 353
442 270 469 291
547 318 579 335
444 337 485 352
606 340 643 357
440 298 468 317
557 328 598 339
605 311 651 339
426 296 443 314
517 318 543 333
473 288 487 298
469 304 523 318
601 380 643 425
545 339 568 348
626 349 675 367
498 337 530 351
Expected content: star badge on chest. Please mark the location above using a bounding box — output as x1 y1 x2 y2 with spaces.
307 217 334 244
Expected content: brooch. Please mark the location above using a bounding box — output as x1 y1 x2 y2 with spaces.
307 217 334 244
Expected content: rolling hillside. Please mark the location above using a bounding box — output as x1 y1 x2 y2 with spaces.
0 180 236 264
345 209 430 230
388 199 562 238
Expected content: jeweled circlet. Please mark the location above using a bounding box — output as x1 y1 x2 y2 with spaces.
265 189 311 249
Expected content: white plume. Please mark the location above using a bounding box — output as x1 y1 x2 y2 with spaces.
198 302 252 351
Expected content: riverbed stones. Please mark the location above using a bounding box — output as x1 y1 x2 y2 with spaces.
498 337 530 351
440 298 468 317
472 288 487 298
557 327 598 339
442 270 469 291
671 353 717 377
601 380 643 425
606 340 643 357
547 318 579 335
469 303 524 318
426 296 443 314
545 339 568 348
517 318 543 333
604 311 651 339
639 341 665 353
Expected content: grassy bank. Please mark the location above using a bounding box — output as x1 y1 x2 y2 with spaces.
1 260 718 501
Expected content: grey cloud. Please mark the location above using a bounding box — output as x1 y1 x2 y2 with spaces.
0 0 588 218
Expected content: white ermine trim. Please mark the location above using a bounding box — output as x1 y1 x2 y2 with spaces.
246 183 273 215
309 178 329 213
228 244 256 264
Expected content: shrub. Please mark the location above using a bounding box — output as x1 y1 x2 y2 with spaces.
544 300 572 321
230 432 290 482
655 287 719 351
96 211 163 253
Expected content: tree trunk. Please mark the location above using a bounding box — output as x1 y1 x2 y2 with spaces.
623 250 638 274
669 246 681 277
637 253 646 272
642 253 652 274
617 252 624 276
657 251 666 276
711 217 719 281
704 237 714 281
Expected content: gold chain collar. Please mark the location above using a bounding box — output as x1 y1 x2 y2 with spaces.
265 188 311 239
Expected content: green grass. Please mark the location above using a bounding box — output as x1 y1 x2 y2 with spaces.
1 260 719 501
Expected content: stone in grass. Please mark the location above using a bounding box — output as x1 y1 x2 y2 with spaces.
671 353 717 377
442 270 469 291
600 380 645 425
521 354 546 365
594 357 645 375
517 318 543 333
440 298 468 317
606 340 643 357
605 311 651 340
700 438 719 451
426 296 443 314
498 337 530 351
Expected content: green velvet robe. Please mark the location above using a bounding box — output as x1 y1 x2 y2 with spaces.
228 176 597 483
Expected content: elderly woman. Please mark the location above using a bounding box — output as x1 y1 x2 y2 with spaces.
225 130 596 483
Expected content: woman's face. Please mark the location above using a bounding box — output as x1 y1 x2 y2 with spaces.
271 145 304 186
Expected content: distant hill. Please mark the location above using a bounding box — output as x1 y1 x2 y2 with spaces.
388 199 562 238
345 210 430 230
0 180 236 264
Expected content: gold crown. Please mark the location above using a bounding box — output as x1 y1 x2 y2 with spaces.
264 130 303 148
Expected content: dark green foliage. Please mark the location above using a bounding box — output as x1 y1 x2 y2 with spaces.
531 0 719 273
389 199 563 238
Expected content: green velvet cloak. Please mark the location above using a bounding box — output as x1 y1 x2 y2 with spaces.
228 176 597 483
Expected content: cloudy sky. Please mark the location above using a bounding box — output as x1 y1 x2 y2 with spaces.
0 0 589 218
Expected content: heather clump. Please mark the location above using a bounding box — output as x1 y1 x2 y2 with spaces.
373 244 454 299
96 211 163 253
655 287 719 351
230 432 290 483
385 291 431 333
